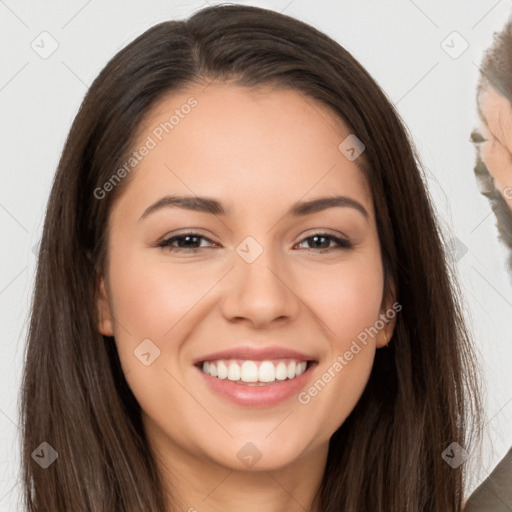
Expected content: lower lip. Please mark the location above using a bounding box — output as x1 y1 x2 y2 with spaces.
195 362 317 407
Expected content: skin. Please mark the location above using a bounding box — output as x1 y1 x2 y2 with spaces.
97 82 396 512
477 84 512 211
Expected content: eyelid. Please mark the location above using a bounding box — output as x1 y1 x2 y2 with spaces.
297 227 351 244
156 228 217 243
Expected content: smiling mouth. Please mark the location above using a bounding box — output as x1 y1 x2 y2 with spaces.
195 358 316 385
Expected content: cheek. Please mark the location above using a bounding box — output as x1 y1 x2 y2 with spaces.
295 252 383 427
317 274 382 335
304 252 384 343
481 139 511 183
107 246 214 338
105 247 209 418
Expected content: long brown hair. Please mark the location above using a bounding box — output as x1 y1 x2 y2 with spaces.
20 4 482 511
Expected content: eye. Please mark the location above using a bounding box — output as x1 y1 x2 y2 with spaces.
295 232 353 252
156 231 353 254
157 232 217 253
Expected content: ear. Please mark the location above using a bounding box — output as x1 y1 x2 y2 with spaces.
376 279 398 348
97 274 114 336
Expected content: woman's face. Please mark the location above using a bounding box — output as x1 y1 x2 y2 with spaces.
97 83 395 475
477 84 512 212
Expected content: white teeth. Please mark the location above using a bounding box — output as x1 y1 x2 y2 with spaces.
201 359 309 383
258 361 275 382
287 361 296 379
275 362 288 380
217 360 228 379
241 361 258 382
227 362 240 381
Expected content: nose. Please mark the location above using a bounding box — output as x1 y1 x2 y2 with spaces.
220 241 300 328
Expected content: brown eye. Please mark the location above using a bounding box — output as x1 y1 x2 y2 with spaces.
158 233 217 253
296 233 353 252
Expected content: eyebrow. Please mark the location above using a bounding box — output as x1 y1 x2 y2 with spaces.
138 194 370 222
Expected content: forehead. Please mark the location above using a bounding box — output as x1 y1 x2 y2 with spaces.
120 82 374 219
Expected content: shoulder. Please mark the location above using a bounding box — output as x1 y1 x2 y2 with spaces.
464 447 512 512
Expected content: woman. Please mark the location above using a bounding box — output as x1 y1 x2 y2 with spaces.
20 4 482 511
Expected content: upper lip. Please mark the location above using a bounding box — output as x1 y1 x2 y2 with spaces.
192 345 317 365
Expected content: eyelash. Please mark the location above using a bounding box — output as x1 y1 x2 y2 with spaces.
157 231 353 254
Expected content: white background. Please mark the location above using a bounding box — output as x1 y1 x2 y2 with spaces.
1 0 511 509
